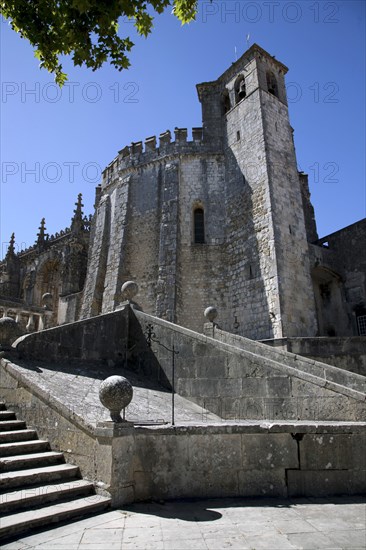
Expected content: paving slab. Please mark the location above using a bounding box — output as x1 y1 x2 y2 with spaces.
2 496 365 550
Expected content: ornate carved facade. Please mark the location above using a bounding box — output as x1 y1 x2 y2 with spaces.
0 194 90 331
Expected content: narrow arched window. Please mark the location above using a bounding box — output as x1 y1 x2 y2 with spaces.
194 208 205 244
234 75 246 104
222 90 231 114
266 71 278 97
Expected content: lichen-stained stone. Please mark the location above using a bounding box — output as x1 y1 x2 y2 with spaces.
188 434 242 470
241 434 299 470
299 433 366 470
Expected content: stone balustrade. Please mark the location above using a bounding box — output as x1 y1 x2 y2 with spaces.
0 306 53 333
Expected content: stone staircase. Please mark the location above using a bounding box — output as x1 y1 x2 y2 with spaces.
0 401 111 541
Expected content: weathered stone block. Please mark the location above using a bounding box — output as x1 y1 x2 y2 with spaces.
137 434 190 474
291 378 330 398
240 397 265 420
218 378 243 398
287 470 366 497
133 470 152 501
238 469 288 497
299 433 366 470
264 398 299 421
188 434 242 470
266 376 291 397
205 469 239 498
311 396 366 422
148 467 208 500
241 377 266 397
176 378 192 396
190 378 219 398
221 398 241 420
241 434 298 470
196 356 227 378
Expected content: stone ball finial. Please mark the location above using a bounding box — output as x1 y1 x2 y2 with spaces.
121 281 139 302
0 316 16 326
41 293 53 309
99 375 133 423
204 306 218 323
0 317 21 349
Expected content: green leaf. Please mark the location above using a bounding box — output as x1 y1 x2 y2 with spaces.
0 0 198 84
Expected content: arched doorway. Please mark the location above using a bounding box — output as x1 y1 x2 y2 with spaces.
311 266 350 336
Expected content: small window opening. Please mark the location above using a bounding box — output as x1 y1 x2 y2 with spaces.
194 208 205 244
266 71 278 97
236 131 240 141
234 76 246 104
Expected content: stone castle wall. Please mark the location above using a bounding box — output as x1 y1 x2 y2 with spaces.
80 132 231 333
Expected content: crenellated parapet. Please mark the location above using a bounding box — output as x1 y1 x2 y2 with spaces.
102 127 220 187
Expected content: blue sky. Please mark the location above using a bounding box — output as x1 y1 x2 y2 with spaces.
1 0 365 259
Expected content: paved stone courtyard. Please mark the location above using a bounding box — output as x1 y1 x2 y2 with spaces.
2 496 365 550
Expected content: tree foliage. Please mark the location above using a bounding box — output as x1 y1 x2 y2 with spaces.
1 0 198 85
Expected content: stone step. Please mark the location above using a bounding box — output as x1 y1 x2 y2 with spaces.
0 463 80 490
0 420 26 432
0 451 65 472
0 429 38 443
0 479 95 515
0 402 111 542
0 411 16 420
0 439 50 457
0 494 111 541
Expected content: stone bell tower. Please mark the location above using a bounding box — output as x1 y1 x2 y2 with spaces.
197 44 318 338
